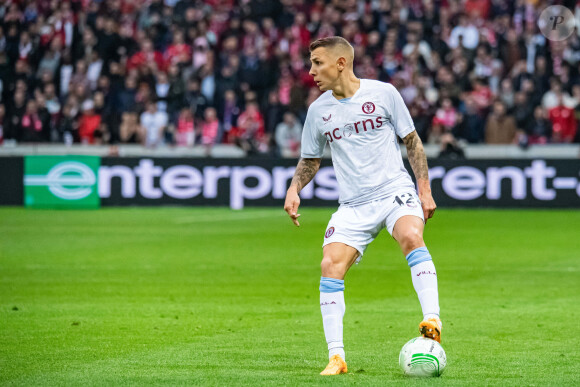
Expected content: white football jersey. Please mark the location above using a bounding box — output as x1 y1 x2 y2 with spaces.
301 79 416 206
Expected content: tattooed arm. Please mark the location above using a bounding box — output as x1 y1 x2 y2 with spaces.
284 158 322 226
403 131 437 221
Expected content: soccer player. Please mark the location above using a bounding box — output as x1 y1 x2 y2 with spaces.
284 36 441 376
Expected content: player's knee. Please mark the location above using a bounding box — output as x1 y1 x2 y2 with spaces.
320 255 347 277
398 228 424 253
320 256 334 274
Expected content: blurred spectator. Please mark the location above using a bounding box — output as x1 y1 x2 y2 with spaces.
185 77 208 120
512 92 534 132
542 78 576 110
97 18 121 65
93 122 109 145
176 108 195 147
140 100 168 148
470 77 493 115
18 31 36 63
118 23 139 58
0 0 575 152
165 30 191 67
58 103 79 145
219 89 241 142
59 53 74 97
201 107 219 156
7 88 26 138
499 79 515 110
118 77 138 113
119 112 142 144
402 31 431 65
454 96 484 144
264 90 284 138
432 98 458 132
192 25 213 73
525 106 552 145
239 45 265 98
232 101 266 154
409 103 430 142
79 100 102 144
87 51 103 90
548 96 577 143
438 132 465 159
44 84 61 119
485 101 517 144
166 64 187 119
429 97 457 144
448 14 479 51
19 100 49 143
37 39 62 80
155 72 170 113
275 112 302 158
43 83 61 140
127 39 165 72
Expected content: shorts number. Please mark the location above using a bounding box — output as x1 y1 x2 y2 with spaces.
393 193 418 208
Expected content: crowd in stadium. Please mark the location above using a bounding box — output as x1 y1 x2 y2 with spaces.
0 0 579 157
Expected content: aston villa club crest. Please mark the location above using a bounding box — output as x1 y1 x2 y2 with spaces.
362 102 375 114
325 227 335 238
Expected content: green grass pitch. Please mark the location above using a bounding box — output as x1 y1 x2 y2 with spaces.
1 207 579 385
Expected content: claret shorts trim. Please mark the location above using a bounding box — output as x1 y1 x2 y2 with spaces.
322 190 425 263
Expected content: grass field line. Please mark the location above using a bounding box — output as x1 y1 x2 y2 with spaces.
174 211 285 224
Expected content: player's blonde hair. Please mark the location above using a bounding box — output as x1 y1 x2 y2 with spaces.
309 36 354 66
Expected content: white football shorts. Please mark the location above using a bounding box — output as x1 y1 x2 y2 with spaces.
322 190 425 262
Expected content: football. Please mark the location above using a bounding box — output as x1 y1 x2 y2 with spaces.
399 337 446 377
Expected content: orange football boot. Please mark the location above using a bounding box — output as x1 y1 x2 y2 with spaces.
419 317 442 343
320 354 348 375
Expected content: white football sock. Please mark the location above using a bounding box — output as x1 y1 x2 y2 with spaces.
320 291 345 360
411 260 440 319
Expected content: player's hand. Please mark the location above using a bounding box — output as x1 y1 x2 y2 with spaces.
284 188 301 227
419 192 436 222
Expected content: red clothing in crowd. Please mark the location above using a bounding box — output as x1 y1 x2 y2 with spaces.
291 24 311 49
166 43 192 65
465 0 491 18
237 109 264 139
176 116 195 146
470 86 493 112
20 112 48 142
79 114 101 144
127 50 166 71
21 114 43 132
201 119 219 145
177 117 194 134
549 105 577 143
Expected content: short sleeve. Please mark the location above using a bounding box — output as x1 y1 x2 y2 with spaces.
385 83 415 139
300 108 326 158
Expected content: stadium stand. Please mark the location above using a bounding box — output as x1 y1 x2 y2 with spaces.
0 0 579 157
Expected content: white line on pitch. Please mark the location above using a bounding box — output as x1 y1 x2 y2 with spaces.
174 211 282 224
